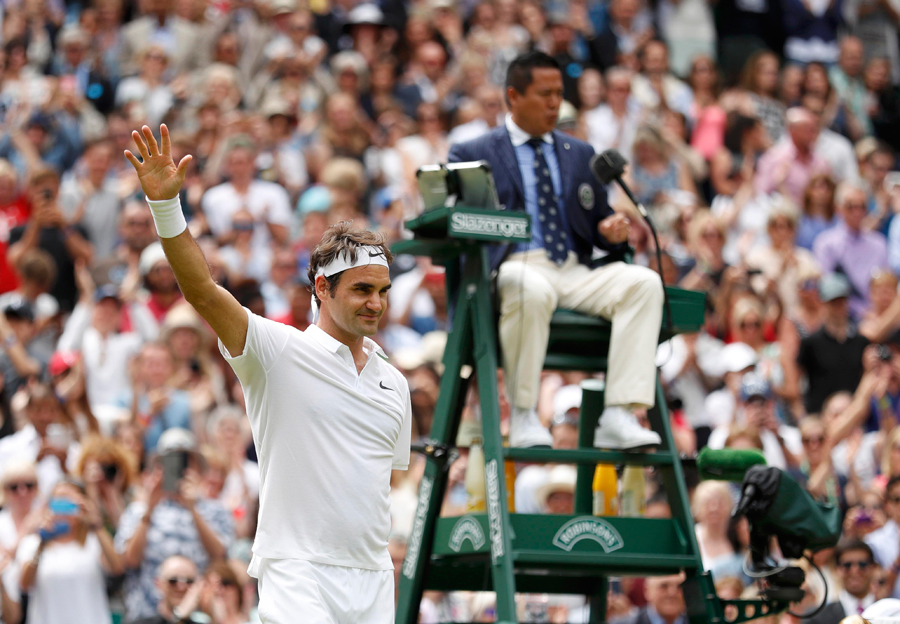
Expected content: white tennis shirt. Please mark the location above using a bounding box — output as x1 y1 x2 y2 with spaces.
220 310 412 572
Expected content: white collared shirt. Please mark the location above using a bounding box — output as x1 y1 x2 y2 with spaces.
220 310 412 572
505 113 553 147
838 589 875 617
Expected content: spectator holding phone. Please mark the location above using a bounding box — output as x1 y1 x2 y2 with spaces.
14 477 123 624
115 428 233 621
6 166 93 314
74 435 137 531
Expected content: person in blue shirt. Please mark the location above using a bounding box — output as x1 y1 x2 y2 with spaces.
116 342 192 453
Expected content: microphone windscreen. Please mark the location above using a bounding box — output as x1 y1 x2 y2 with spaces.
589 149 629 184
697 447 767 482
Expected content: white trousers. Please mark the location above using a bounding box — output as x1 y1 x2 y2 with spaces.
497 250 664 409
254 557 394 624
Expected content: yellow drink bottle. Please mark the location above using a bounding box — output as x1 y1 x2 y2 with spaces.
592 464 618 516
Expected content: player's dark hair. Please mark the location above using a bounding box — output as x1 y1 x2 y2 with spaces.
505 52 560 100
308 221 393 306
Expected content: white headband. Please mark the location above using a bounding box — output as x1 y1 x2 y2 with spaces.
314 246 390 278
311 245 390 319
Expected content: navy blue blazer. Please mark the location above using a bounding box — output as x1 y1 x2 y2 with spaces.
446 125 626 273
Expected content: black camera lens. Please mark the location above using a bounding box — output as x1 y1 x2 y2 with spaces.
101 463 118 481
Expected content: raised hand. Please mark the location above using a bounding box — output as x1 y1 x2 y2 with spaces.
124 124 192 201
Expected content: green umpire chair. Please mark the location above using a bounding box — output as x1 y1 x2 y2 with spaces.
392 204 785 624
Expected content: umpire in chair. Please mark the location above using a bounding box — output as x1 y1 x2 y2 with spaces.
448 51 664 450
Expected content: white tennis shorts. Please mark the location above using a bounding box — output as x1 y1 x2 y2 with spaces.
254 557 395 624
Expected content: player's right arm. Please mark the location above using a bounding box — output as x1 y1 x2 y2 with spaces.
125 125 248 356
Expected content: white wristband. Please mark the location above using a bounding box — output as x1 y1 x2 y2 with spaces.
146 195 187 239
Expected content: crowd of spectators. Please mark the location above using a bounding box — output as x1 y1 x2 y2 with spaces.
0 0 899 621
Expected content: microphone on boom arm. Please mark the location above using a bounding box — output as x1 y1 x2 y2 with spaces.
589 149 649 218
590 149 670 330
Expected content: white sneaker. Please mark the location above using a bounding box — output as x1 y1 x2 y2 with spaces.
593 406 661 450
509 407 553 448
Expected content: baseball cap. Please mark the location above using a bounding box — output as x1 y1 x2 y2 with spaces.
819 273 851 303
3 297 34 323
346 3 384 26
57 24 89 47
157 428 197 455
48 350 80 377
552 385 582 428
26 112 53 131
740 372 771 402
546 5 571 25
94 284 121 304
296 185 332 214
718 342 758 375
260 96 295 120
270 0 296 15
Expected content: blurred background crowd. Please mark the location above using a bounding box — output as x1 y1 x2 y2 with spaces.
0 0 899 621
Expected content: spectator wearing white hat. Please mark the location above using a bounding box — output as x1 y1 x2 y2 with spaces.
139 242 183 324
550 384 582 450
536 464 577 514
161 303 226 417
115 428 234 621
0 460 40 553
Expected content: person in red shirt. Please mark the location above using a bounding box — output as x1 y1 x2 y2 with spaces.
138 242 183 323
0 160 31 294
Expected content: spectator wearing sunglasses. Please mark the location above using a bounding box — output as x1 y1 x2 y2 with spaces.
200 560 249 624
131 555 203 624
0 460 40 553
805 539 878 623
866 476 900 598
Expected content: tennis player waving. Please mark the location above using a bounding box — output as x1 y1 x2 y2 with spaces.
126 125 411 624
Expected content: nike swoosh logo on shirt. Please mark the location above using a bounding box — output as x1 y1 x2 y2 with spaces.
369 251 385 257
379 381 394 391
